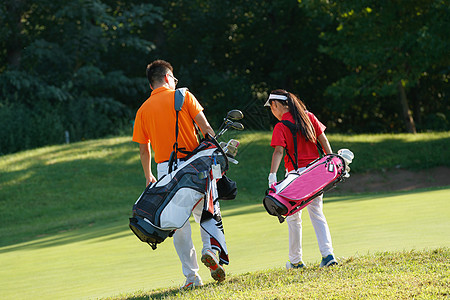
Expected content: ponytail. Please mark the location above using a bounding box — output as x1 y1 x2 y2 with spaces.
270 89 316 143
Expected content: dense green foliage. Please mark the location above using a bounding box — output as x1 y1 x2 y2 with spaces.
1 0 448 154
0 0 160 153
303 0 450 133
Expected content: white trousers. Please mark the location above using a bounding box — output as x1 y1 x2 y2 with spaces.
157 160 211 281
285 168 334 264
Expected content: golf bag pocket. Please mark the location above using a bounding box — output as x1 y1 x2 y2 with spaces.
263 154 346 223
129 216 174 250
217 175 237 200
159 187 204 228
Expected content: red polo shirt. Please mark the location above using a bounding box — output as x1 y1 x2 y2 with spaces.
271 112 326 171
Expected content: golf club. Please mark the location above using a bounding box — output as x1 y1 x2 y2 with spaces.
226 109 244 121
215 120 244 139
216 110 244 133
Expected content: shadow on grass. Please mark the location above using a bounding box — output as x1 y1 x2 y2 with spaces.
2 133 449 254
2 186 447 253
119 281 223 300
123 288 182 300
0 223 129 254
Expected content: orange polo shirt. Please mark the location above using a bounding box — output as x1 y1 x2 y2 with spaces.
132 87 203 163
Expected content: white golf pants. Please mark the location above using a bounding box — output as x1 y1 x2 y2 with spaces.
285 168 334 264
157 160 211 282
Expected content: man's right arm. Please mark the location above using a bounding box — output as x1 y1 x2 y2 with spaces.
139 143 157 186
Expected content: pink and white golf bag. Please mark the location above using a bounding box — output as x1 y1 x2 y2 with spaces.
263 152 352 223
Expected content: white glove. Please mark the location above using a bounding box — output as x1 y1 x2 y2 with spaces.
268 172 277 187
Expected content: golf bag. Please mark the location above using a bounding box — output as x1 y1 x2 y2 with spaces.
129 135 231 250
129 89 242 263
263 153 348 223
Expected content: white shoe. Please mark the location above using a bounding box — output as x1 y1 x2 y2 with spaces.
201 249 226 282
286 261 305 269
180 276 203 289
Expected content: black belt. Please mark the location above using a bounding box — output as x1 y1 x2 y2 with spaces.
161 157 188 164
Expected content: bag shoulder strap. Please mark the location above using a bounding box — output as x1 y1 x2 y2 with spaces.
174 88 188 111
169 88 188 173
280 120 299 171
280 120 325 171
316 138 325 157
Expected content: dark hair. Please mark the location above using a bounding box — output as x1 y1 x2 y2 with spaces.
270 89 316 143
146 60 173 86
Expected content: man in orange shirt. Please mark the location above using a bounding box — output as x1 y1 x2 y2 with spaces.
132 60 225 288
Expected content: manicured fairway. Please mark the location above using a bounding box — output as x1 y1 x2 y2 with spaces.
1 187 449 299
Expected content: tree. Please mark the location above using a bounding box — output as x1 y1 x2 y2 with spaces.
152 0 343 130
2 0 448 154
0 0 163 154
306 0 449 132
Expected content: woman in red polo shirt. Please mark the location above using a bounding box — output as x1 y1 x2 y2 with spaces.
265 89 338 269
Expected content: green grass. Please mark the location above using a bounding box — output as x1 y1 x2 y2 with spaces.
327 132 450 171
0 137 142 246
109 248 450 300
2 131 449 246
0 132 449 299
0 189 449 299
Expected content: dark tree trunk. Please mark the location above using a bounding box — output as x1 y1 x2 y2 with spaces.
397 80 417 133
5 0 25 69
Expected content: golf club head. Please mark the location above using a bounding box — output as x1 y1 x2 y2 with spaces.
226 109 244 121
215 120 244 139
231 122 244 131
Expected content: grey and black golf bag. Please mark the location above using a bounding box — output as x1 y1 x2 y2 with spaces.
129 135 235 264
129 89 242 265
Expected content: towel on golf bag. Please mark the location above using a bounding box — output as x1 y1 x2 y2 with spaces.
129 135 231 264
263 154 346 223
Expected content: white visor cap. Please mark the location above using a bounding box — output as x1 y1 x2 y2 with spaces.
264 94 288 107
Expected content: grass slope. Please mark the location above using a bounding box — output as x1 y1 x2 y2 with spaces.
1 189 449 299
1 132 449 246
110 248 450 300
0 132 449 299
